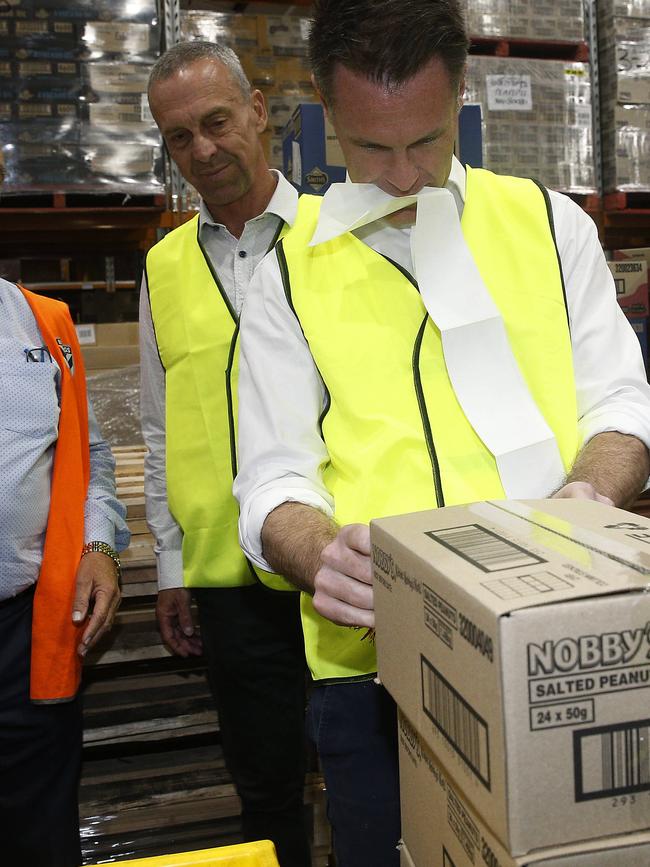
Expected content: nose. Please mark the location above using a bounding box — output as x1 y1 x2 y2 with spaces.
192 132 218 163
382 151 420 194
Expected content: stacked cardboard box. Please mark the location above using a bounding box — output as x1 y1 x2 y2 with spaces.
464 57 596 193
371 499 650 864
0 0 163 193
76 321 139 371
180 9 315 181
598 0 650 192
609 249 650 366
462 0 585 42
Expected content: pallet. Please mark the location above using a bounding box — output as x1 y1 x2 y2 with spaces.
566 192 601 213
469 36 588 61
0 189 165 210
604 191 650 213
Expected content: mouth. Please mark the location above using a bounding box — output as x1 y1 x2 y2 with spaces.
196 164 231 178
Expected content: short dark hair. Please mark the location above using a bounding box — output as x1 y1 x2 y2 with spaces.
309 0 469 104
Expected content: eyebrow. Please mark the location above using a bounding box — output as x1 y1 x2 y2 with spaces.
350 128 444 149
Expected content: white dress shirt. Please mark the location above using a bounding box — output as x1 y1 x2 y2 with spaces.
139 170 299 590
234 157 650 572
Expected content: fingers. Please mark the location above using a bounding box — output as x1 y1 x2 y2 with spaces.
80 587 120 655
313 523 375 627
156 590 203 658
72 572 92 624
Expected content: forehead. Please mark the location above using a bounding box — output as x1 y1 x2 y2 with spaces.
149 58 243 122
328 57 458 144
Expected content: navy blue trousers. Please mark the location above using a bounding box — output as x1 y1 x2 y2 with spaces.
194 584 311 867
0 587 83 867
307 679 401 867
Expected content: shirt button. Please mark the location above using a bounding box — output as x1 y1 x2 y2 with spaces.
238 250 247 259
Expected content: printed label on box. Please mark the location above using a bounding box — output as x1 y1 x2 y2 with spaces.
486 74 532 111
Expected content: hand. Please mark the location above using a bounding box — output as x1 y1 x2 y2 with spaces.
552 481 614 506
72 551 121 656
312 523 374 629
156 588 203 657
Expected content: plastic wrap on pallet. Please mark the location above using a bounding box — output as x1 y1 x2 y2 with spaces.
464 57 595 193
0 0 158 23
86 365 142 448
598 15 650 105
0 6 163 194
602 104 650 191
180 10 259 50
461 0 584 41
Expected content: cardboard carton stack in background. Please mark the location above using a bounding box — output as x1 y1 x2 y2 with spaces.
464 57 596 193
607 250 649 365
462 0 585 41
0 0 163 194
598 0 650 192
76 320 139 371
371 499 650 864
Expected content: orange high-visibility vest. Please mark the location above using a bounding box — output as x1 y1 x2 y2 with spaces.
19 286 90 703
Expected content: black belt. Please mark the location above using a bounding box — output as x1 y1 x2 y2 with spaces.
0 584 36 610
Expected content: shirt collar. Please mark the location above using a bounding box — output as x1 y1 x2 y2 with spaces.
198 169 299 232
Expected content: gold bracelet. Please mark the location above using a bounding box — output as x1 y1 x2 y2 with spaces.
81 541 121 579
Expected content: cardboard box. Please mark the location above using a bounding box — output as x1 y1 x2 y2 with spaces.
372 498 650 855
282 103 346 195
398 710 650 867
607 259 649 316
80 344 139 370
76 321 139 347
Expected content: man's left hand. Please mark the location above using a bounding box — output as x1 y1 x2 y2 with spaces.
72 551 121 656
552 481 614 506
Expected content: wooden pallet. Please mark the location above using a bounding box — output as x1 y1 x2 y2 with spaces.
0 189 165 210
604 191 650 213
469 36 588 61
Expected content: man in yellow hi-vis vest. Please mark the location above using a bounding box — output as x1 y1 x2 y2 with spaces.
234 1 650 865
140 42 310 867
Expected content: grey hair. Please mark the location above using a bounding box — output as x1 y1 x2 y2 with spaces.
148 41 252 99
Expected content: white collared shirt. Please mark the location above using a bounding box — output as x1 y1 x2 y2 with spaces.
139 170 299 590
234 157 650 571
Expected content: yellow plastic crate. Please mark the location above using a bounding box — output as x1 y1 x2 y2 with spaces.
117 841 280 867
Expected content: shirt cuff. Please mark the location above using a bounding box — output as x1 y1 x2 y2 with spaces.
84 514 117 549
157 549 185 591
239 488 334 573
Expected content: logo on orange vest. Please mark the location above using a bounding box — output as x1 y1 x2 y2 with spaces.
56 338 74 374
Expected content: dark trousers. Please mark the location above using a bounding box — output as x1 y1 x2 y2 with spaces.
306 679 401 867
0 587 83 867
194 584 311 867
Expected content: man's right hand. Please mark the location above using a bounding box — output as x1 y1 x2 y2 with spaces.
156 588 203 657
312 523 374 629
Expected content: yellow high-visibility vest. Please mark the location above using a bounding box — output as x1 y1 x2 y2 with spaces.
147 215 294 591
278 167 580 681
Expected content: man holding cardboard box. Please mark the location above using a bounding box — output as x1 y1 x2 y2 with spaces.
140 41 310 867
233 1 650 864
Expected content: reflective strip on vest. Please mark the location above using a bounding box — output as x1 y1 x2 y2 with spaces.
147 215 294 591
280 169 580 681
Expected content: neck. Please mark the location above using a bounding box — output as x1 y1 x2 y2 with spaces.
205 168 277 238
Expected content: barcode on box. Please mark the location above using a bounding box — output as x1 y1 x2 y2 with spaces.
425 524 546 573
421 655 491 789
574 718 650 801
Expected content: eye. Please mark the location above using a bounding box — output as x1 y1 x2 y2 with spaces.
168 131 190 148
